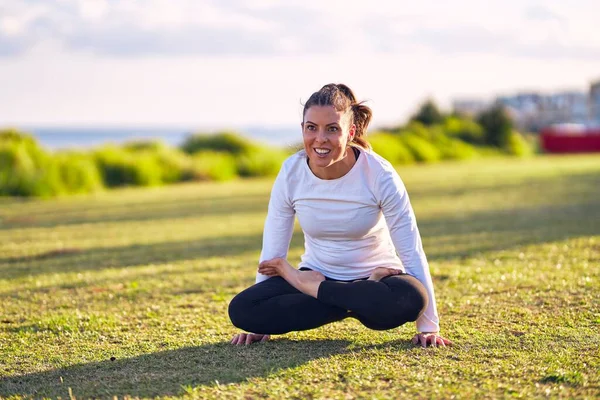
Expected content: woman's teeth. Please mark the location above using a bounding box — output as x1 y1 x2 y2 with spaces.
314 148 330 155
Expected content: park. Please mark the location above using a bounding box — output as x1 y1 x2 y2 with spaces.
1 154 598 398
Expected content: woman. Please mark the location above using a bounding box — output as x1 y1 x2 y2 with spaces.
228 83 451 348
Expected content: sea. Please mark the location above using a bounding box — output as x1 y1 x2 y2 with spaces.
15 126 302 150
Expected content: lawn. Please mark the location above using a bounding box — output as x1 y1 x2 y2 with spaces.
0 154 599 399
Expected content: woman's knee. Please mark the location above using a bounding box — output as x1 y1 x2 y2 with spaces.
381 275 429 322
228 291 255 331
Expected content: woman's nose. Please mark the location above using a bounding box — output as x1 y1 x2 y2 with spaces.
315 129 327 143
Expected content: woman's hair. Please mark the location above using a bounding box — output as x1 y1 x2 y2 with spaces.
302 83 373 150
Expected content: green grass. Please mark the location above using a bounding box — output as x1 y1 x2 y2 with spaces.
0 155 599 399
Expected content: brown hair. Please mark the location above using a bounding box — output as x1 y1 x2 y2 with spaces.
302 83 372 150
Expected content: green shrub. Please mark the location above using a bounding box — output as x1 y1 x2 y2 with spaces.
94 146 163 187
398 133 442 162
123 140 192 183
53 152 104 194
427 128 479 161
153 148 191 183
123 140 167 152
504 131 533 157
236 147 288 177
403 121 432 140
0 137 64 197
443 116 485 144
0 129 38 145
369 133 414 165
187 151 238 181
181 132 255 155
435 137 478 160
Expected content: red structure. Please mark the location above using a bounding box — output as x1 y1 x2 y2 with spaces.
540 125 600 153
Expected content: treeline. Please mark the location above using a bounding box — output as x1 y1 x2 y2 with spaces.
369 100 531 165
0 130 289 197
1 100 532 197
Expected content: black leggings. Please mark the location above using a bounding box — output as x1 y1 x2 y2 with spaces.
228 271 428 335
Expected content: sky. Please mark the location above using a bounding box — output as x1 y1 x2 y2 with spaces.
1 0 599 130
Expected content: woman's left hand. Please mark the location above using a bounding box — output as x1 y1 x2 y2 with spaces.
411 332 452 348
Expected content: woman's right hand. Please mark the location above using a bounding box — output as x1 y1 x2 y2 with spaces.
230 332 270 345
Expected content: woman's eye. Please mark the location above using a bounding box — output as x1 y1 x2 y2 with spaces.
328 126 339 132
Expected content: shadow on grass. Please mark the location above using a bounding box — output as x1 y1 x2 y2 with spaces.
0 232 305 281
420 200 600 260
0 193 270 231
0 339 356 398
1 198 599 281
1 169 598 281
407 170 600 200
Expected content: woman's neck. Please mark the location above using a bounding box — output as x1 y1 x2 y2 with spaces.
309 148 357 180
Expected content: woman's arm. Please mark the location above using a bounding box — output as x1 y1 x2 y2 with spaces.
376 166 440 334
256 163 296 283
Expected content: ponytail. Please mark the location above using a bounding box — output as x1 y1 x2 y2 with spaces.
350 102 372 150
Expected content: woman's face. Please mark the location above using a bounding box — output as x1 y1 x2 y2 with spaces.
302 105 355 175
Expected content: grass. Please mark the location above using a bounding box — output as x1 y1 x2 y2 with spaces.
0 154 599 399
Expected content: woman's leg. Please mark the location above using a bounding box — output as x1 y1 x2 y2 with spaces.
317 274 429 331
228 276 349 335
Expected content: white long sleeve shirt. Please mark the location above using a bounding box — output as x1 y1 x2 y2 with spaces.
257 149 440 333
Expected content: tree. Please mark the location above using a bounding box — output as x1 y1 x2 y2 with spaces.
477 104 513 148
411 99 444 126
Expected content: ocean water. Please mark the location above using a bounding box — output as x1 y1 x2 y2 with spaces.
18 126 301 150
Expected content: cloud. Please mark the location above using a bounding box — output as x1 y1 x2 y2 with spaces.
0 0 598 61
402 25 600 61
525 5 567 25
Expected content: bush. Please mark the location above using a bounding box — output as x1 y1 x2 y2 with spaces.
403 121 432 140
424 127 479 160
94 146 164 187
443 116 485 145
398 133 442 162
504 131 533 157
0 137 65 197
124 140 193 183
187 151 238 181
153 148 191 183
181 132 255 155
236 147 288 177
123 140 167 153
53 152 104 194
434 137 479 160
369 133 415 165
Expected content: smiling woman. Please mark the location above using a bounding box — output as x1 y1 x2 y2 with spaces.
228 83 451 348
300 84 372 180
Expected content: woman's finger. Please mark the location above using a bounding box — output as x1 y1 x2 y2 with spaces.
235 334 244 345
411 334 419 345
436 336 445 347
260 334 270 342
231 334 239 345
245 334 255 345
419 334 427 348
428 335 436 347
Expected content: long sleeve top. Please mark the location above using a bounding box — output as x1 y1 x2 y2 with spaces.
257 149 440 333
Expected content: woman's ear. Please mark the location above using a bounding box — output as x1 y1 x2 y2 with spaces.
348 124 356 140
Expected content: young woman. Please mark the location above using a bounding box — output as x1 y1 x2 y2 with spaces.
228 83 451 348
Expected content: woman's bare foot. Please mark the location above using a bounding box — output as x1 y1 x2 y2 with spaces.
368 267 401 281
258 258 325 298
